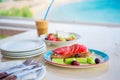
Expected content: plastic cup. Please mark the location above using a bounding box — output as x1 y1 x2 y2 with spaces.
36 20 48 37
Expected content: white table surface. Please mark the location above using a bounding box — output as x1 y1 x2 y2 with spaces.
0 22 120 80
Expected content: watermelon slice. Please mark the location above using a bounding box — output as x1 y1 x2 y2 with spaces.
70 45 75 54
53 44 87 58
53 47 65 55
74 44 81 53
78 44 87 53
62 46 70 55
53 46 70 55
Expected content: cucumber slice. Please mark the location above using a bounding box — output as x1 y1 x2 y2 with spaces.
65 58 76 64
87 57 95 64
76 58 87 63
70 34 76 39
65 58 87 64
52 58 64 64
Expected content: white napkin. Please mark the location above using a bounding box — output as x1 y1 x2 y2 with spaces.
18 72 37 80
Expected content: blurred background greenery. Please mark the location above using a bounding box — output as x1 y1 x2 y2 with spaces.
0 6 33 18
0 35 7 39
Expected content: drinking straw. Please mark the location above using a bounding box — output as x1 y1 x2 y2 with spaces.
44 0 54 20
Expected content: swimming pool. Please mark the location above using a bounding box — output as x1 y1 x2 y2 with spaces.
48 0 120 24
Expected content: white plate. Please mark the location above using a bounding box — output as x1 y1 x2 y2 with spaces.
1 48 46 57
1 42 46 53
2 51 46 58
0 61 46 80
1 45 46 56
0 39 45 52
42 32 80 46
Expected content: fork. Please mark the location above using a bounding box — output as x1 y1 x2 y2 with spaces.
0 57 33 79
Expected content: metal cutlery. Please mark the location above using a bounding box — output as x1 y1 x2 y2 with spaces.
0 58 33 79
6 65 36 74
0 58 45 80
2 65 44 80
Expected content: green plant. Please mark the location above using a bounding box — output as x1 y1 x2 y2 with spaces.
0 35 7 39
21 6 33 17
0 9 9 16
0 6 33 18
0 0 2 2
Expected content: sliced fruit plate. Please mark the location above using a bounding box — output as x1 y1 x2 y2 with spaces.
41 31 80 46
43 44 109 68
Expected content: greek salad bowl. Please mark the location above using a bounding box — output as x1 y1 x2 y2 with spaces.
41 31 80 46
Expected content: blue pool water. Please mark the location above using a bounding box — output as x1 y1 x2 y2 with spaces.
48 0 120 24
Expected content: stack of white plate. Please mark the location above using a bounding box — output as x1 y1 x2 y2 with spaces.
0 39 46 58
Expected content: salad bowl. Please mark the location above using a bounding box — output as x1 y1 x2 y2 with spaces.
41 32 80 46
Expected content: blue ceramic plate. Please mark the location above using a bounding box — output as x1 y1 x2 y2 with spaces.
43 49 109 68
